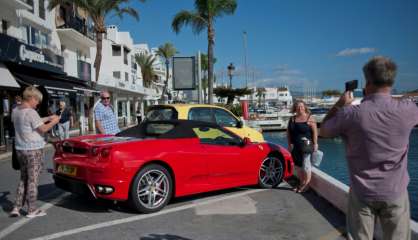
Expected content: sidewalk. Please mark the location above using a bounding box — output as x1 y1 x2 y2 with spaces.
0 124 137 162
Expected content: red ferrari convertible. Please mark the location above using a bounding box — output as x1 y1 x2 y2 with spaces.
53 120 293 213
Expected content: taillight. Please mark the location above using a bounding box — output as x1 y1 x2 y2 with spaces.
54 142 63 155
91 147 100 156
91 147 111 162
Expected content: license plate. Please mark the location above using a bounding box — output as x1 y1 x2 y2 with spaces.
57 165 77 176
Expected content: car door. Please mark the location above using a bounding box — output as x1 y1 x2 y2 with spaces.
212 108 247 138
192 126 253 188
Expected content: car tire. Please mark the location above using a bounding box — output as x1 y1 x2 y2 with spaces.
130 164 173 213
258 156 284 188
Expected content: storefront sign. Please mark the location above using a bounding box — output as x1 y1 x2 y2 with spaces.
19 45 45 63
0 33 64 74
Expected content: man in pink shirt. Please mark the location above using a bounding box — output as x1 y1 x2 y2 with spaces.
320 56 418 240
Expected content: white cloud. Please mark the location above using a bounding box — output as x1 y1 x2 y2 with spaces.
253 64 311 88
336 47 377 57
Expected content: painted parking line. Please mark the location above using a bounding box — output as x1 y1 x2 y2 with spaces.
29 189 267 240
0 190 66 240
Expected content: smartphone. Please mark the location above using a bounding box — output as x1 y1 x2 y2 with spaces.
345 80 358 92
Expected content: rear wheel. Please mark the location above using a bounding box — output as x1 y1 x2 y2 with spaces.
258 156 284 188
130 164 173 213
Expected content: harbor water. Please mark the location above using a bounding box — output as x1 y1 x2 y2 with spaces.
263 128 418 221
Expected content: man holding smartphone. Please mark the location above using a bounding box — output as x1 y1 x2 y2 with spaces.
56 100 73 140
320 56 418 240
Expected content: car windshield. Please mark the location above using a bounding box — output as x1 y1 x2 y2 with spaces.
146 108 176 121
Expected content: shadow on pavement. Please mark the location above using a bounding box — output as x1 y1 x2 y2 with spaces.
0 191 13 212
140 233 193 240
300 189 347 238
50 187 256 215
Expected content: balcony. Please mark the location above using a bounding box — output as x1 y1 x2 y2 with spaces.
4 0 32 10
56 16 96 47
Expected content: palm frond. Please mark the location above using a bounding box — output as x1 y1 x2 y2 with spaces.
172 11 207 34
156 43 178 59
113 6 139 20
213 0 237 17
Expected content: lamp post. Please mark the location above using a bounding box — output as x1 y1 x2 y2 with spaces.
227 63 235 88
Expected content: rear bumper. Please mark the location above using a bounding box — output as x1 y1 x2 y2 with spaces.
54 174 93 197
53 174 130 201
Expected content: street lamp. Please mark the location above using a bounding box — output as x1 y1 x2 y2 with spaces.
227 63 235 88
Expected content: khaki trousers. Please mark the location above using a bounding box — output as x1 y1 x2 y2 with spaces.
347 190 410 240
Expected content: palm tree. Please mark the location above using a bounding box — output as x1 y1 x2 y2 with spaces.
200 53 216 103
156 43 178 103
135 53 156 88
256 87 266 107
172 0 237 104
48 0 143 85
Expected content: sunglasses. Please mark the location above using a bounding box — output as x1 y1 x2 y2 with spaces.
101 97 110 100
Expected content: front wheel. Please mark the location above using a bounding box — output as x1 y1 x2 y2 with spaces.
258 156 284 188
130 164 173 213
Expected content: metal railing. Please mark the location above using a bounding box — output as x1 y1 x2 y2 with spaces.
58 16 96 41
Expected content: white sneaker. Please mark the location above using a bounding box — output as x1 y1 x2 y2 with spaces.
26 209 46 218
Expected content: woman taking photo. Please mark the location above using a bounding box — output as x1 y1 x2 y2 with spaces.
287 100 318 193
9 86 60 218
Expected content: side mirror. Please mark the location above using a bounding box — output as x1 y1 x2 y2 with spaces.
241 137 251 146
236 120 243 128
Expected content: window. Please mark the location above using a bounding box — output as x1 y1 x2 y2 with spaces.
193 127 240 146
40 33 48 48
213 109 238 127
112 45 121 56
125 72 129 82
27 0 34 13
188 108 214 123
30 27 40 47
39 0 45 20
113 71 121 79
123 47 129 65
146 108 177 121
1 20 8 34
146 123 175 136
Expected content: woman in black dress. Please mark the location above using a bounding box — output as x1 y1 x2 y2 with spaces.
287 100 318 192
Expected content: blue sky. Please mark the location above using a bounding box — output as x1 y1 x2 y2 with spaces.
107 0 418 92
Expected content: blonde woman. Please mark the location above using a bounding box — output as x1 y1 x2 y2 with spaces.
9 86 60 218
287 100 318 193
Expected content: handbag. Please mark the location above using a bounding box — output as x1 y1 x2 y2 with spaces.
300 137 314 154
311 150 324 167
12 140 20 170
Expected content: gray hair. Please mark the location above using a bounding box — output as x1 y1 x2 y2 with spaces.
363 56 397 87
22 86 43 102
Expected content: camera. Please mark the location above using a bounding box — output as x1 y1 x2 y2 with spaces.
345 80 358 92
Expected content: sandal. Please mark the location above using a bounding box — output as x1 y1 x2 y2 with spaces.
297 186 309 193
9 208 20 217
26 209 46 218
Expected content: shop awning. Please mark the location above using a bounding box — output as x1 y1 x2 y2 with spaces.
0 63 20 88
14 72 77 93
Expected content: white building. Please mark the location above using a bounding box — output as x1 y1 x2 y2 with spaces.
133 43 165 103
92 25 155 126
242 87 293 109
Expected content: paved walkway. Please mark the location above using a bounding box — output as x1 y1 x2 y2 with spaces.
0 125 348 240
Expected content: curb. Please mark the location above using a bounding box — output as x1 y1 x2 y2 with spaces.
310 167 418 240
